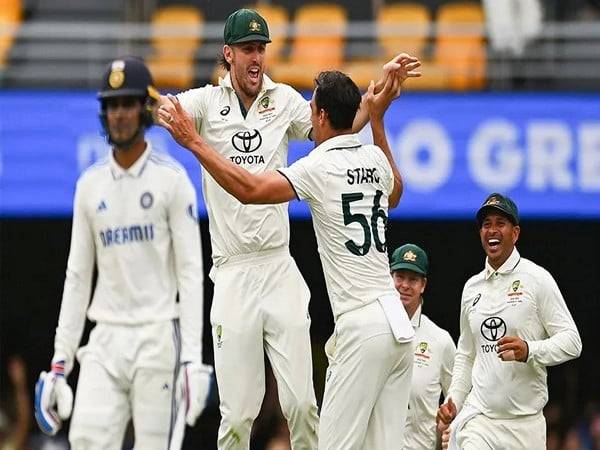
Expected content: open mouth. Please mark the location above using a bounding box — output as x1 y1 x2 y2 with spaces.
248 67 260 82
487 238 501 250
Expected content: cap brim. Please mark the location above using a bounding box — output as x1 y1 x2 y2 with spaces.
98 88 147 99
228 34 271 44
476 205 518 225
390 262 427 275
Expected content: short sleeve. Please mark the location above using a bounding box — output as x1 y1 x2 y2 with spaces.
177 86 210 129
372 144 394 196
286 88 312 141
277 151 324 202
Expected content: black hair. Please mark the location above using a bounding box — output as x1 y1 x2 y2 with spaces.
314 71 361 130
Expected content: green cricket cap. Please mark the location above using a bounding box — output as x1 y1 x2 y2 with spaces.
224 9 271 45
390 244 429 276
476 193 519 226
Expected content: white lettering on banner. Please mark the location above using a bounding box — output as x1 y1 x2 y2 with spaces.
579 123 600 191
527 121 573 190
396 120 452 192
468 119 523 190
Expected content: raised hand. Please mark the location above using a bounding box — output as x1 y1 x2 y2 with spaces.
157 94 202 150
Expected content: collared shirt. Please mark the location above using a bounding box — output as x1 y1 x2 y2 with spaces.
177 74 312 266
448 248 582 419
278 133 398 319
53 143 204 365
404 304 456 450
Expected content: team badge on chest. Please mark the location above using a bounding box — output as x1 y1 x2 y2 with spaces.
140 192 154 209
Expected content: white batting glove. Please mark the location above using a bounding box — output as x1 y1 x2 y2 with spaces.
181 362 213 426
34 361 73 436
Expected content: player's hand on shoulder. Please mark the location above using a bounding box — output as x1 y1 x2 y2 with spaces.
181 362 214 426
34 361 73 436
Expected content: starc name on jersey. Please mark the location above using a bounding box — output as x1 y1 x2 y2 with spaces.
347 167 380 185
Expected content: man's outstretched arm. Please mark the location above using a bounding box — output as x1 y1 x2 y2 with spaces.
158 95 295 205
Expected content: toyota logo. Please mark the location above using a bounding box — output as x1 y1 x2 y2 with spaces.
232 129 262 153
480 317 507 341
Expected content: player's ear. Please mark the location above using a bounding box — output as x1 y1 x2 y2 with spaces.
223 45 234 64
318 108 328 126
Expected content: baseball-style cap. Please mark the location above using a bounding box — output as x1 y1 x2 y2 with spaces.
390 244 429 276
476 193 519 226
97 56 159 101
224 9 271 45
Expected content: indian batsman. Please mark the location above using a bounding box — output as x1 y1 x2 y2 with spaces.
34 57 211 449
157 8 417 450
437 193 582 449
157 59 422 449
390 243 456 449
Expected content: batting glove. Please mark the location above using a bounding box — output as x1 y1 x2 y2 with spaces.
34 361 74 436
181 362 213 426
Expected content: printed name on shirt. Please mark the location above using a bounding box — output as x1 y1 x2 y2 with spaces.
99 223 154 247
347 167 380 185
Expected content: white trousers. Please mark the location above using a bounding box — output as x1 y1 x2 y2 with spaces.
69 320 180 450
456 410 546 450
210 247 319 450
318 301 413 450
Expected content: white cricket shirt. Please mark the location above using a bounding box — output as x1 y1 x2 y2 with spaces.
53 143 204 365
177 74 312 266
404 304 456 450
448 248 582 418
278 134 399 319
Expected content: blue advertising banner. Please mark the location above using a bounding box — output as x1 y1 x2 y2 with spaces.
0 91 599 218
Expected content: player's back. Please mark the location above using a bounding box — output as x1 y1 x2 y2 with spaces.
281 133 398 319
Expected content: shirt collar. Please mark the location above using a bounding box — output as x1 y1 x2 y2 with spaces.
317 133 361 152
109 142 152 180
410 301 423 328
485 247 521 280
218 72 277 94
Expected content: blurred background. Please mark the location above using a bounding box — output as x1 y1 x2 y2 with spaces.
1 0 599 449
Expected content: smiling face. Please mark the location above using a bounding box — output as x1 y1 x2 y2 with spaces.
392 269 427 318
105 96 143 148
224 41 266 101
479 212 520 269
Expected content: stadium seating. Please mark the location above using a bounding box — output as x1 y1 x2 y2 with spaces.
434 2 486 90
344 2 431 89
270 3 347 89
147 5 203 89
0 0 22 69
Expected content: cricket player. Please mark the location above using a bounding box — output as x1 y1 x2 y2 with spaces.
390 243 456 450
34 57 211 449
156 8 418 449
436 193 583 450
157 60 422 449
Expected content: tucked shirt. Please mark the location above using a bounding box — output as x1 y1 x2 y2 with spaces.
53 143 204 366
278 133 398 320
177 74 312 266
448 248 582 418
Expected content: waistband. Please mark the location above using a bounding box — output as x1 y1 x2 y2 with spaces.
209 246 290 279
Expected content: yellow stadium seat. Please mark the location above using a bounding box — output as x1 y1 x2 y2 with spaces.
345 2 431 90
270 3 347 89
147 5 203 89
0 0 22 68
434 2 486 90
